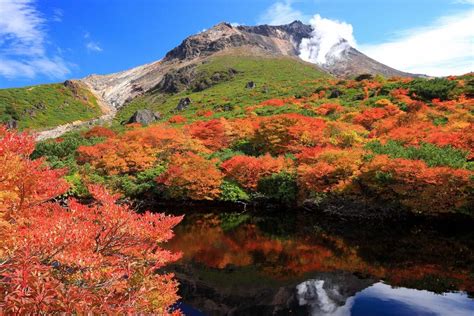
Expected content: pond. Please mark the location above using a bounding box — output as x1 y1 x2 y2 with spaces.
162 208 474 316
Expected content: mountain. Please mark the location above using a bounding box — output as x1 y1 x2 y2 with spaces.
1 20 417 131
83 21 414 110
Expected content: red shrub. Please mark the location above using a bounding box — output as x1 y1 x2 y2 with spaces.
221 154 291 190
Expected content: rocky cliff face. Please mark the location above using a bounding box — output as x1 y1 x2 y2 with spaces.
82 21 415 110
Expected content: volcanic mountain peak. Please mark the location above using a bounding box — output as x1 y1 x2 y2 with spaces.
82 20 414 109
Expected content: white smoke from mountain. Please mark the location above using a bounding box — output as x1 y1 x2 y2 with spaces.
299 14 356 65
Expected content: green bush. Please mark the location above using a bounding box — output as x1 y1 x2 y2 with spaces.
375 171 394 184
366 140 472 169
209 148 245 162
31 132 104 173
409 78 457 101
257 172 297 205
63 173 90 198
115 165 166 197
220 181 250 202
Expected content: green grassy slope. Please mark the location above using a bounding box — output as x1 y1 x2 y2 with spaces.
0 82 102 130
116 55 330 123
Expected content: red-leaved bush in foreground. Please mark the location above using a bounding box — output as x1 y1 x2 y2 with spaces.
0 127 182 314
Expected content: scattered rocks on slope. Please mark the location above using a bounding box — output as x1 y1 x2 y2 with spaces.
245 81 256 89
6 119 18 129
191 68 238 92
175 97 192 111
34 102 46 110
213 104 234 112
355 73 374 82
329 89 342 98
155 65 196 94
126 109 161 125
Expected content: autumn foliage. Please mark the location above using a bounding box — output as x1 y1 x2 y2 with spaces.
359 155 473 212
157 152 223 200
34 73 474 214
221 154 291 190
0 128 182 314
78 125 207 174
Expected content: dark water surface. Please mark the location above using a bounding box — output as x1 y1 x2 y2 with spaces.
162 208 474 316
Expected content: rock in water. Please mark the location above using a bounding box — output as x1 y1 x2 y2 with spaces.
126 109 161 125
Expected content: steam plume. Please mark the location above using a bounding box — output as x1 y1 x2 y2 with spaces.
299 14 356 65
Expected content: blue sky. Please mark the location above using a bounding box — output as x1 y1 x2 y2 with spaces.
0 0 473 88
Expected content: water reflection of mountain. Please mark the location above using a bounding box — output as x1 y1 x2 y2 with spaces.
296 280 474 316
164 212 474 315
173 267 474 316
296 276 369 316
173 268 373 315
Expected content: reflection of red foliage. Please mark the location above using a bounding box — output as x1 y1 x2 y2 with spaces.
166 214 473 291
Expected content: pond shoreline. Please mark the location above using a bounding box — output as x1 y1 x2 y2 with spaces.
131 196 474 227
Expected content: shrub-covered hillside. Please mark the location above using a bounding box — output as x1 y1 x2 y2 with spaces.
116 55 330 123
35 73 474 216
0 81 102 130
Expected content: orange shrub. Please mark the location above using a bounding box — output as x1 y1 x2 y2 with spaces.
83 126 116 139
78 125 207 174
359 155 473 213
195 109 214 117
315 103 344 116
168 115 187 123
0 127 68 219
297 148 363 193
225 117 259 145
353 105 401 130
0 128 182 313
254 114 327 154
187 118 229 150
221 154 291 190
425 125 474 159
157 151 223 200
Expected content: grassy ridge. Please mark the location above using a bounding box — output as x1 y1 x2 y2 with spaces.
116 55 329 123
0 82 102 130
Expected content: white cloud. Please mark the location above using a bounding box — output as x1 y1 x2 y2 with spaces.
84 31 103 53
86 41 103 52
453 0 474 4
358 10 474 76
360 283 474 316
0 0 70 79
52 8 63 22
299 14 356 64
258 0 308 25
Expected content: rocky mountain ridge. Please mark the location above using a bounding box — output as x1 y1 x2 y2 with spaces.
82 21 415 110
